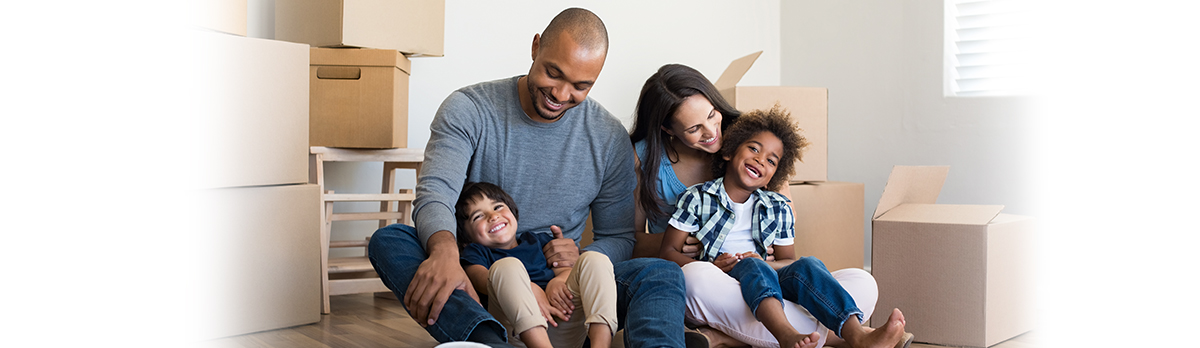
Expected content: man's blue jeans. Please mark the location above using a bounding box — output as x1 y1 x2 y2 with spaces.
368 224 687 348
727 256 864 338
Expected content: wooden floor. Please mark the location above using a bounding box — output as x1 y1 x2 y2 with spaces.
202 293 1041 348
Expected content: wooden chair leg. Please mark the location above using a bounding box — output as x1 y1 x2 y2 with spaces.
321 199 333 314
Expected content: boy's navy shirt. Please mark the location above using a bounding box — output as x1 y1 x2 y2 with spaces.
461 231 558 288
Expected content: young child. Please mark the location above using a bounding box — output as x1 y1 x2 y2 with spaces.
659 106 913 348
456 182 617 348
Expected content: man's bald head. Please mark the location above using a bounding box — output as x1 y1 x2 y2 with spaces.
539 8 608 53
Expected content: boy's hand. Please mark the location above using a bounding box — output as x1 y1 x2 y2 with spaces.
682 235 702 259
544 225 580 268
714 253 740 273
764 245 775 261
545 276 575 318
533 284 567 326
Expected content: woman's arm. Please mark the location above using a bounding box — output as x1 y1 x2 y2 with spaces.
658 226 698 267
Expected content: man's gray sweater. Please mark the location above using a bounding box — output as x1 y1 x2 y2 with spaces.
412 76 637 262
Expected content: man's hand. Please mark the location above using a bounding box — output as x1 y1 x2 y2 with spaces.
682 235 702 259
764 245 775 261
737 251 763 261
543 225 580 268
403 231 478 327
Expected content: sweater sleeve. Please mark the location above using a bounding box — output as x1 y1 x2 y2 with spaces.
412 91 479 249
580 125 637 262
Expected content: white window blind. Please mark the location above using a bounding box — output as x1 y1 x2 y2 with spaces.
946 0 1032 97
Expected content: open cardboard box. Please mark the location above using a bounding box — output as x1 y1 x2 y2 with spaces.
309 48 411 149
870 166 1034 347
276 0 445 56
714 51 828 183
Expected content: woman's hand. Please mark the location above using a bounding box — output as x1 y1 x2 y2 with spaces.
682 235 703 259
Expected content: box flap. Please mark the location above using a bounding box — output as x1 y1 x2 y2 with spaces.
714 51 762 90
876 203 1004 225
310 47 412 74
873 166 950 219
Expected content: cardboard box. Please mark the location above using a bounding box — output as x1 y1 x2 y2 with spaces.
194 0 247 36
870 166 1034 347
198 183 321 339
789 181 864 271
195 31 310 189
310 48 411 149
276 0 445 56
714 51 828 183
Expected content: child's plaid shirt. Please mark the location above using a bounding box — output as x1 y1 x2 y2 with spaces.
668 177 795 262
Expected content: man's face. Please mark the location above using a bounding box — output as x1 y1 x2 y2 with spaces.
521 33 606 122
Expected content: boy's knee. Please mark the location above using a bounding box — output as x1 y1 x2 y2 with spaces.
797 256 827 270
577 251 614 272
488 257 525 280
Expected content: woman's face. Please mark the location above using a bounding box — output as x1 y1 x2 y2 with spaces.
664 94 723 154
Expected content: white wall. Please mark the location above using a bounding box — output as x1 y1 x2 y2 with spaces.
249 0 782 255
780 1 1036 268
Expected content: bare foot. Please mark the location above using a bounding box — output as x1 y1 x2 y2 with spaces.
695 326 749 348
852 308 906 348
778 331 820 348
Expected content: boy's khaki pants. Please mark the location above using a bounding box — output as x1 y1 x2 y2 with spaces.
487 251 618 348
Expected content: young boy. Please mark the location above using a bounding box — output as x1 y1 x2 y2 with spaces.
456 182 617 348
658 106 913 348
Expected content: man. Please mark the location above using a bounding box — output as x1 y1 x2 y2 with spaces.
368 8 694 348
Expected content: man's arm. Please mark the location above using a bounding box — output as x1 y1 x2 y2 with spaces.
405 91 481 326
580 134 637 262
412 91 478 249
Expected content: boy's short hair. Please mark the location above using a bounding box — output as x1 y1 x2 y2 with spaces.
454 182 520 245
712 104 809 192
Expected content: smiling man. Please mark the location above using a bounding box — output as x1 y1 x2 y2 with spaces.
368 8 693 348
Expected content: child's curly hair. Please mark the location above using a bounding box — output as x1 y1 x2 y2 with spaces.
712 104 809 192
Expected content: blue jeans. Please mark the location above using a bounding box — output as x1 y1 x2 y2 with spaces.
368 224 687 348
727 256 864 338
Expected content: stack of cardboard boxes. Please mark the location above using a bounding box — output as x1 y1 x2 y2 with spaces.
193 0 320 339
276 0 445 149
712 51 866 272
193 0 445 338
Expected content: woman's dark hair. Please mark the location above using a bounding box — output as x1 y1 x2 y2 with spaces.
629 64 741 221
454 181 519 246
712 104 809 192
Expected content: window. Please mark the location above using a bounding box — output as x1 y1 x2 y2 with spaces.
945 0 1033 97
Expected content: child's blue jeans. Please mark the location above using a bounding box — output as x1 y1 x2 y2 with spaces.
727 256 865 338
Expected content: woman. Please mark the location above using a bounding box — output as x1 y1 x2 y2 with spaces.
629 64 908 348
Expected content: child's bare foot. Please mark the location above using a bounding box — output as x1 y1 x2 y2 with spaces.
850 308 907 348
694 326 748 348
778 331 820 348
